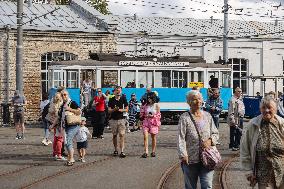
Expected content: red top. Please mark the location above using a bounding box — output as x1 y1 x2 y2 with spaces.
94 96 105 112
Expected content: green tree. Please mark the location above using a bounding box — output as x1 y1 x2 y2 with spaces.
55 0 110 15
88 0 110 15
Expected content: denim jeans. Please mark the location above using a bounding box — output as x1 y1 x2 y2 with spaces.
43 119 50 139
65 125 79 151
181 162 214 189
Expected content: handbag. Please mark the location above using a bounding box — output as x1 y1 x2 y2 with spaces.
65 111 81 125
188 112 221 170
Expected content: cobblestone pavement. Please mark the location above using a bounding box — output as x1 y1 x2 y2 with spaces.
0 121 251 189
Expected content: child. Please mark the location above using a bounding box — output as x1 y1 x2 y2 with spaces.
75 117 91 162
128 93 139 132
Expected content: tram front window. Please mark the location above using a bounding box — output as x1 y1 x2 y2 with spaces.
155 71 170 88
189 71 203 82
138 71 153 88
121 71 136 88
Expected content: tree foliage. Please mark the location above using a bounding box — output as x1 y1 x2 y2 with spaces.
55 0 110 15
88 0 110 15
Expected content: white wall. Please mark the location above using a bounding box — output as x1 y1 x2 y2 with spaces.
117 35 284 96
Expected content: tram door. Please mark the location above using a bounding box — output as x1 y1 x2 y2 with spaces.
80 69 96 87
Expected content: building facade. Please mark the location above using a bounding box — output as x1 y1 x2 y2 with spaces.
0 0 116 124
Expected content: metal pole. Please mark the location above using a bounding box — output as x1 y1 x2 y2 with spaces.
16 0 24 95
28 0 32 7
223 0 229 64
4 25 10 103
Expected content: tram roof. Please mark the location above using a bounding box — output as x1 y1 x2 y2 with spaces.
50 58 230 69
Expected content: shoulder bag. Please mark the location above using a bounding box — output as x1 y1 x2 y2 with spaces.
65 101 81 125
188 112 221 170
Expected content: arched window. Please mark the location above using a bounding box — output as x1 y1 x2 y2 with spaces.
41 51 77 95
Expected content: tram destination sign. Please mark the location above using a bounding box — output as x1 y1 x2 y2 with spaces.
119 61 190 67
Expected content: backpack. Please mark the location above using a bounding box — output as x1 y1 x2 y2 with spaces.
42 102 50 120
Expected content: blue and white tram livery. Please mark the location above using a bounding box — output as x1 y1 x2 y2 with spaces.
48 54 232 123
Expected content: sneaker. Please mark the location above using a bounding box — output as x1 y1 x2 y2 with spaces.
119 152 126 158
15 135 20 140
92 136 98 139
57 156 67 161
42 139 48 146
47 140 52 145
100 136 104 139
232 147 239 151
54 155 59 160
113 150 118 156
81 158 86 163
127 129 131 133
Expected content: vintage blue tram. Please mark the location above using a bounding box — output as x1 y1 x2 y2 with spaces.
48 54 232 123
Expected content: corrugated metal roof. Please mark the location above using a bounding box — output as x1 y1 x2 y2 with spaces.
98 15 284 39
0 0 107 33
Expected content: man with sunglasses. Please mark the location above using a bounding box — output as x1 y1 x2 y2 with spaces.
228 87 245 151
108 86 128 158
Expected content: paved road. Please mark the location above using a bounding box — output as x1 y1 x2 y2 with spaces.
0 122 251 189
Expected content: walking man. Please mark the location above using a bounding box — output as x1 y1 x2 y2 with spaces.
12 90 27 139
205 89 223 129
108 86 128 158
228 87 245 151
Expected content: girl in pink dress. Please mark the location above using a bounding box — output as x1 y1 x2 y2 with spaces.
140 92 161 158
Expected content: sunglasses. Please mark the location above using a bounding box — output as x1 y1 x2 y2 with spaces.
98 91 102 92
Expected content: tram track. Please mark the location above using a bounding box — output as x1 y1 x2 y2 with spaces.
157 153 239 189
20 156 115 189
219 154 239 189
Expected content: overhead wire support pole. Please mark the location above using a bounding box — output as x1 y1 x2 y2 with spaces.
16 0 24 95
223 0 229 64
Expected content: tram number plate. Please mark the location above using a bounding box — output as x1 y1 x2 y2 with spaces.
189 82 204 88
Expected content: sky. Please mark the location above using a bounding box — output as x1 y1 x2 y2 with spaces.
106 0 284 22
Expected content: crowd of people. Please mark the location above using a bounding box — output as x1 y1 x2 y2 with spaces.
10 83 284 189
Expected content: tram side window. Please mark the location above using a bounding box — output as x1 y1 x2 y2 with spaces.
67 71 78 88
172 71 187 88
155 71 171 88
102 70 118 88
54 71 63 88
121 71 136 88
138 71 153 88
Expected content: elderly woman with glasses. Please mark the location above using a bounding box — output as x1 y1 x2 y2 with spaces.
59 90 81 166
178 90 219 189
241 96 284 189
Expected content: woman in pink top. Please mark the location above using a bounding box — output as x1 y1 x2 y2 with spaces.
140 92 161 158
92 88 106 139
